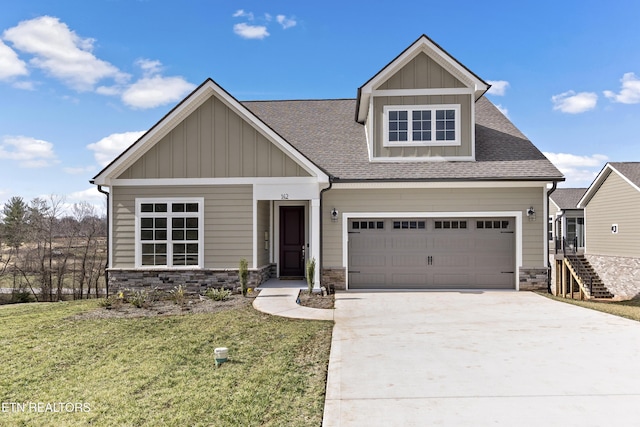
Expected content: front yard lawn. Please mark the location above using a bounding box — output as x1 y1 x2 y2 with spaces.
539 292 640 322
0 298 333 426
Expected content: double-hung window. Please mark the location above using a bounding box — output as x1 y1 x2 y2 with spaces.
136 198 204 268
384 104 460 146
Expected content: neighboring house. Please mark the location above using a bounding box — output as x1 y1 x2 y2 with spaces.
577 162 640 299
91 34 563 293
549 188 586 254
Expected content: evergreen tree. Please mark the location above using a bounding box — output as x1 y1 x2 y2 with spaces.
2 196 28 253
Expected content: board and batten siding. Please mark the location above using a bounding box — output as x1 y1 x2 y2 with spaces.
322 187 545 267
585 172 640 257
111 185 253 268
117 95 310 180
372 52 472 159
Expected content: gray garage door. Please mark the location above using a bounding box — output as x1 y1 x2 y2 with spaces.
348 218 515 289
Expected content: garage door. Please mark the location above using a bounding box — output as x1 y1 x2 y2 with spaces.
348 218 515 289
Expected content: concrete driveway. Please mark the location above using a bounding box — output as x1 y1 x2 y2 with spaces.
322 291 640 426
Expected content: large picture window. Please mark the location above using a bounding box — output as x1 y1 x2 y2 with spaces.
384 104 460 146
136 198 204 268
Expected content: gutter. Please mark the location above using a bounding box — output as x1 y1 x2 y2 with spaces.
319 176 334 291
95 183 110 297
546 181 559 294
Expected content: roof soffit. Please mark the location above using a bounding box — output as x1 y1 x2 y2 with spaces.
356 35 489 123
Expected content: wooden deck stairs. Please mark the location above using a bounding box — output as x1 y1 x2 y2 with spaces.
562 254 614 300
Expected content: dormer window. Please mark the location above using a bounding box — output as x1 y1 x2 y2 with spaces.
384 105 461 146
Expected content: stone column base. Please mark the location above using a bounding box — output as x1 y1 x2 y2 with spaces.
519 267 549 291
322 267 346 291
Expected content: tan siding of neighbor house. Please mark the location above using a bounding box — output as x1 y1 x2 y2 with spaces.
372 52 471 159
322 187 544 267
117 95 310 179
585 172 640 257
256 200 271 267
111 185 253 268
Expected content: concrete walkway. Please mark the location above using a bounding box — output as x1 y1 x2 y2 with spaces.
322 291 640 426
254 279 334 321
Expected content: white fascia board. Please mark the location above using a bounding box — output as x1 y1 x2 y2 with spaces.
372 88 474 97
94 79 328 185
611 164 640 194
578 164 612 208
332 181 549 190
357 36 488 122
370 156 475 163
341 210 523 291
109 176 323 187
93 85 215 185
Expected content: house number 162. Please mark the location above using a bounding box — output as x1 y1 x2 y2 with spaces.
281 193 289 200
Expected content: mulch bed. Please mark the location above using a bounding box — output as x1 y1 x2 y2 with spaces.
297 291 335 309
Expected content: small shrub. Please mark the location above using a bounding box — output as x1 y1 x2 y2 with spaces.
10 290 34 304
306 257 316 294
205 287 231 301
239 258 249 296
169 285 186 306
128 289 150 308
98 295 121 310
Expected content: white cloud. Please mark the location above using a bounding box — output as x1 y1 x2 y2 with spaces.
121 75 195 109
486 80 509 96
64 165 96 175
0 39 28 80
233 10 254 20
276 15 297 29
551 90 598 114
543 152 608 186
87 131 145 166
11 80 35 90
495 104 509 117
2 16 129 91
136 58 162 76
233 23 270 40
603 72 640 104
0 135 58 168
97 59 195 109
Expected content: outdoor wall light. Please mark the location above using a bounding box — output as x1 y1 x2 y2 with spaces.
527 207 536 221
331 208 339 222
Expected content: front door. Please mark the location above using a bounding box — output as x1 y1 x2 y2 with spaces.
279 206 305 277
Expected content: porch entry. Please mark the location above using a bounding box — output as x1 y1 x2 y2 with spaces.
279 206 305 278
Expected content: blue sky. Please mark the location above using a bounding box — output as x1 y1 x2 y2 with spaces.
2 0 640 212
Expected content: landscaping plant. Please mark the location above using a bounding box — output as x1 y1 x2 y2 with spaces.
239 258 249 296
306 257 316 294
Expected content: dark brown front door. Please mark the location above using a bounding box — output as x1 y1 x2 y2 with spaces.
280 206 305 277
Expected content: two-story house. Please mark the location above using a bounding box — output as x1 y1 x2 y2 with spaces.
91 35 563 293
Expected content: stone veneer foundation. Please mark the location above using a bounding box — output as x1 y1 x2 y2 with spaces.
108 264 276 294
518 267 549 291
584 254 640 300
322 267 346 291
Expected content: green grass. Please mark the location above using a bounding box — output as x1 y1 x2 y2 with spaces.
0 300 333 426
538 292 640 322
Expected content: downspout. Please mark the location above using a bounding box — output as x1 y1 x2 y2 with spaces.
546 181 558 294
96 184 110 297
319 176 334 291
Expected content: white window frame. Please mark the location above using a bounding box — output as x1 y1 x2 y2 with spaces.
135 197 205 269
383 104 461 147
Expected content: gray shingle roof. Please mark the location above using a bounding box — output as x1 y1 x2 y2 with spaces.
550 188 587 210
243 97 563 182
610 162 640 189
